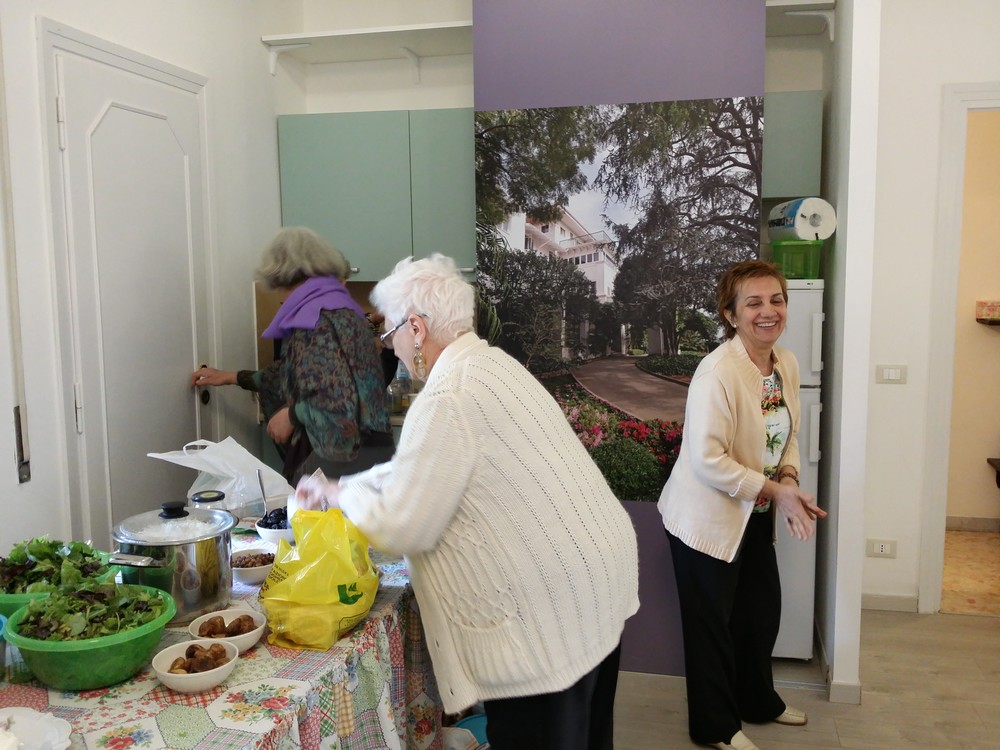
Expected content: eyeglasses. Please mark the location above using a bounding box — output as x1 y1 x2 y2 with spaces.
379 320 406 346
378 313 429 347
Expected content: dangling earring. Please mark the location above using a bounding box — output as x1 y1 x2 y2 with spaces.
412 342 428 379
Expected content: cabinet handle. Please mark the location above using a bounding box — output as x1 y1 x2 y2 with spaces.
350 266 360 275
459 267 474 274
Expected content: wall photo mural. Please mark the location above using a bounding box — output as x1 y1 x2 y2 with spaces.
473 1 764 502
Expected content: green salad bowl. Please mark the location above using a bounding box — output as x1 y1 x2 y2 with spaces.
4 585 175 690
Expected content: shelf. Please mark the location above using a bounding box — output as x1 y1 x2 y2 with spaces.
261 21 472 74
988 458 1000 489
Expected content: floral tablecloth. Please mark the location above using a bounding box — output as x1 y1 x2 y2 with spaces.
0 544 445 750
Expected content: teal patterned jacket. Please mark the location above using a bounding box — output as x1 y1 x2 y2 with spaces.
239 308 390 462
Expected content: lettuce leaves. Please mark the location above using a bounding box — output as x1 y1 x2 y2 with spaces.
16 581 167 641
0 537 110 594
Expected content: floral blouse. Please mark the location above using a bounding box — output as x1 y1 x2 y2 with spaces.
755 372 791 513
239 308 390 464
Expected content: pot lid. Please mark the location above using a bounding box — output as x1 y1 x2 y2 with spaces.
113 500 237 545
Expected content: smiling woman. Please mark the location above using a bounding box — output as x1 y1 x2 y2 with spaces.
656 260 827 750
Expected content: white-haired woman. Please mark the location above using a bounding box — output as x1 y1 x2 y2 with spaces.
296 254 639 750
192 227 391 482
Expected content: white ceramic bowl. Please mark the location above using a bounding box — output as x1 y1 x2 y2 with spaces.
187 608 266 654
0 707 71 750
230 547 275 585
152 638 238 693
255 519 295 545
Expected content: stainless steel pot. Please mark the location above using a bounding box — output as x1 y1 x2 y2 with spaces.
111 500 237 624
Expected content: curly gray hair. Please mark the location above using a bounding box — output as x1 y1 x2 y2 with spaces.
254 227 351 290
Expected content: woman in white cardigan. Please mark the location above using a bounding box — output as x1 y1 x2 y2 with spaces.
658 260 827 750
295 253 639 750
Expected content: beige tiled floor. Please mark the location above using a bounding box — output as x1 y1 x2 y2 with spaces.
616 537 1000 750
615 610 1000 748
941 530 1000 616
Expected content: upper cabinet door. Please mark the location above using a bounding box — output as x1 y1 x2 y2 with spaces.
762 91 823 199
278 111 412 281
408 108 476 272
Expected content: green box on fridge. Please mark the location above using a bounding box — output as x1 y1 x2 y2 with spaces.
770 240 822 279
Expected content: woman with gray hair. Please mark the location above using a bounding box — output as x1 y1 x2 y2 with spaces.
192 227 391 482
295 253 639 750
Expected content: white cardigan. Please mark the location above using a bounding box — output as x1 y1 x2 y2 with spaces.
657 335 801 563
339 333 640 713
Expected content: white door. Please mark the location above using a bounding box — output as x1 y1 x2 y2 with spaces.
42 22 213 549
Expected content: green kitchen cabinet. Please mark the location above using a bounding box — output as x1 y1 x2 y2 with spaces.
409 108 476 270
278 108 475 282
762 91 823 199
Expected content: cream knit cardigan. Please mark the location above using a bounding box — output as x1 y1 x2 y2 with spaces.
657 335 801 563
339 332 640 713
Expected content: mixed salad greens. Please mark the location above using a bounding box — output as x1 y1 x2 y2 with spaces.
0 536 111 594
16 581 168 641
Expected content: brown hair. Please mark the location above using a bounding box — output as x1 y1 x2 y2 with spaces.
716 260 788 340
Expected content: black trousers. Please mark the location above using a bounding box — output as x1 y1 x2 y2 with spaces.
483 644 622 750
667 512 785 745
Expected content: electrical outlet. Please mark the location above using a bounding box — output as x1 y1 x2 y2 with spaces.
866 539 897 558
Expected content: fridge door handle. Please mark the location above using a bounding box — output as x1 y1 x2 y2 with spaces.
809 402 822 463
811 312 825 373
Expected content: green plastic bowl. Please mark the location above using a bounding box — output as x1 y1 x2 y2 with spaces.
0 551 118 618
4 585 176 690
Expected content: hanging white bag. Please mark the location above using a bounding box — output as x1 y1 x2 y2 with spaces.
147 437 293 516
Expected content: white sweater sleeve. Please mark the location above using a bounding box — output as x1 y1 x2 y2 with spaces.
337 388 477 555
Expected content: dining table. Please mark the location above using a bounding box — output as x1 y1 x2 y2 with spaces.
0 535 470 750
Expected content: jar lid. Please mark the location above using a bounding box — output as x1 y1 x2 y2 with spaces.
113 500 236 546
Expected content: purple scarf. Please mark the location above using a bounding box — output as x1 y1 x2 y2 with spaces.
262 276 365 339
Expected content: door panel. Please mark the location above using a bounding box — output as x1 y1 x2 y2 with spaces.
48 29 210 548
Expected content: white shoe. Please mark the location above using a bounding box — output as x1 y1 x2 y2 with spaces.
712 730 760 750
774 705 808 726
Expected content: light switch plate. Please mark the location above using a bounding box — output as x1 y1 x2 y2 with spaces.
875 365 908 384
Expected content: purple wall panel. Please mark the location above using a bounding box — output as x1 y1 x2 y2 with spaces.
473 0 764 111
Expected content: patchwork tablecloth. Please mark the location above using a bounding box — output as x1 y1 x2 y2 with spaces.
0 547 444 750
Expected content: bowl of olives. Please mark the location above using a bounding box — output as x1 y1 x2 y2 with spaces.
255 507 295 546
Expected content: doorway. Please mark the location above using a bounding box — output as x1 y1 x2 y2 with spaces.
41 20 214 549
922 85 1000 614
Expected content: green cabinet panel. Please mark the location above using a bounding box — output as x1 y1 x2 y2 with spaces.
762 91 823 199
278 108 476 282
278 111 413 282
409 108 476 271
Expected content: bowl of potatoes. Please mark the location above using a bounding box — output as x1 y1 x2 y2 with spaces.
187 608 266 654
152 639 238 693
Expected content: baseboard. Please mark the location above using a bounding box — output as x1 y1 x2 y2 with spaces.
829 679 862 704
946 516 1000 532
861 593 918 612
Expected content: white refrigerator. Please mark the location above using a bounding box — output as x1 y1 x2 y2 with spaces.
773 278 824 660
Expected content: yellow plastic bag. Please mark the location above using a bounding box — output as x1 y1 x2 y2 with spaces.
258 508 379 650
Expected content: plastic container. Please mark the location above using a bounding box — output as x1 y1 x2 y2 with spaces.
3 585 176 690
453 713 488 744
770 240 823 279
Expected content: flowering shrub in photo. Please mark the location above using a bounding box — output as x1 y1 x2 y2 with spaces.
550 382 684 500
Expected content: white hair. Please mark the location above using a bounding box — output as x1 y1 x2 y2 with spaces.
371 254 475 345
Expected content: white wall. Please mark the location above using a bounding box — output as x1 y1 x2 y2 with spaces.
0 1 290 550
864 0 1000 605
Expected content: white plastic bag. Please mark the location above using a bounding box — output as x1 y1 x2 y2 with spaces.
148 437 293 516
